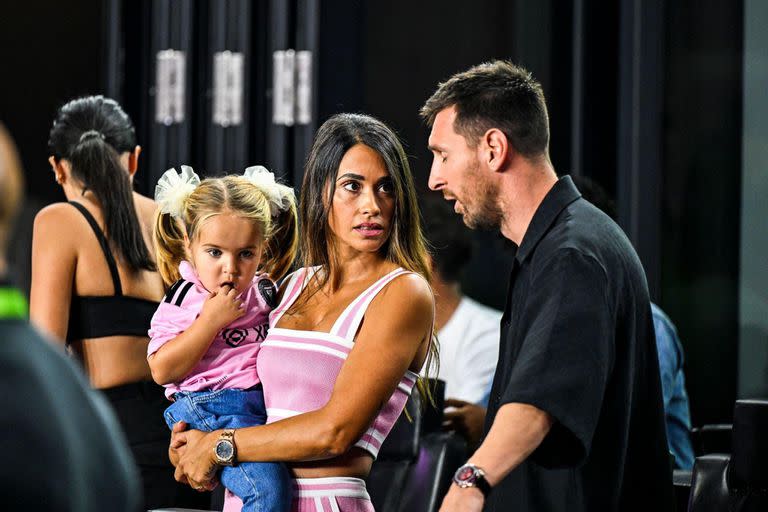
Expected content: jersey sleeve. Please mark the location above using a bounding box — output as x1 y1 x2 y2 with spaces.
147 279 205 358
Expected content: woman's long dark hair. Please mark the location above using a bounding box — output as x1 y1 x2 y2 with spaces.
48 96 155 273
296 113 438 399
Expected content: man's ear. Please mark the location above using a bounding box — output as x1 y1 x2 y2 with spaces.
482 128 510 173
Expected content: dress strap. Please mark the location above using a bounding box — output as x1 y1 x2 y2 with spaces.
269 267 313 327
330 268 411 341
69 202 122 296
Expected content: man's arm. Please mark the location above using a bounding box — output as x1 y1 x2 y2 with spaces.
439 402 553 512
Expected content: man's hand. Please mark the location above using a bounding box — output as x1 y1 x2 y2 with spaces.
439 483 484 512
443 398 487 448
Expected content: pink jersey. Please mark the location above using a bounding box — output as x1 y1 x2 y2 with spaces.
256 266 420 459
148 260 276 399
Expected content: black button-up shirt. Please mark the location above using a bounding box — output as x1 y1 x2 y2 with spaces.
484 176 674 511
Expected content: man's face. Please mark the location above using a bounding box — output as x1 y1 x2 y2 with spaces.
427 106 502 230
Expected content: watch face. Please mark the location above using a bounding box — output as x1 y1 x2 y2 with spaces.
216 440 234 461
456 465 478 485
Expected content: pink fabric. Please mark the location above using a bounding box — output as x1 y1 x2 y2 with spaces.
148 260 272 399
257 267 419 459
223 477 374 512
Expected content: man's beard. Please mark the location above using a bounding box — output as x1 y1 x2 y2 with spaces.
460 164 503 231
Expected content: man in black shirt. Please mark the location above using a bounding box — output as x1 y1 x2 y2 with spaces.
421 61 674 511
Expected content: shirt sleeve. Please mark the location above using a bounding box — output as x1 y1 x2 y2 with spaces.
498 248 614 468
147 300 199 358
652 307 680 410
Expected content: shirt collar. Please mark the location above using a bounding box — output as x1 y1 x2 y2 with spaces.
515 175 581 264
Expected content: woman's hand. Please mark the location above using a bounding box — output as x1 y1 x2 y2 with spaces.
172 425 220 491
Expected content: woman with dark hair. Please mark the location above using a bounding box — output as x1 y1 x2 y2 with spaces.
171 113 437 512
30 95 208 510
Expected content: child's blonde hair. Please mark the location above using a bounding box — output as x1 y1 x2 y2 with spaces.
154 175 298 286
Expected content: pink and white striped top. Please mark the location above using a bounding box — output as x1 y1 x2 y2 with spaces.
256 266 420 459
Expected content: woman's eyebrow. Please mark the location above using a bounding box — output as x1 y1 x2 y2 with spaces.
336 172 364 181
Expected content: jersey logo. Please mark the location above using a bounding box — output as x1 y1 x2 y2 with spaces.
258 279 278 308
222 328 248 347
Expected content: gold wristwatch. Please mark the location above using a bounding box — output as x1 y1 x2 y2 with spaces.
214 429 237 466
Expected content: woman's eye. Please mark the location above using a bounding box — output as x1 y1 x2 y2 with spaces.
441 154 448 163
378 180 394 194
342 181 360 192
206 249 222 257
240 250 254 259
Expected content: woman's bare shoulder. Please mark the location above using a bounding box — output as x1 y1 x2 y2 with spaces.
34 201 83 227
133 192 158 219
371 271 434 319
32 202 86 251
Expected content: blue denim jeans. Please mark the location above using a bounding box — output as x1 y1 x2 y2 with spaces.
165 386 291 512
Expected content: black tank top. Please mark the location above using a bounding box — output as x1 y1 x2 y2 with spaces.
66 202 159 343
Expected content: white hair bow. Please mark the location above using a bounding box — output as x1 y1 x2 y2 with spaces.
243 166 295 217
154 165 201 219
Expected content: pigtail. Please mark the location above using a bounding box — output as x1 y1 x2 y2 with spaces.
153 210 186 286
261 194 299 282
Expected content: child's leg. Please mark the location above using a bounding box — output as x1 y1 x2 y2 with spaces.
221 461 292 512
165 387 292 512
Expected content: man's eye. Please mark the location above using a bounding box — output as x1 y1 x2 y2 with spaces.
206 249 222 257
441 154 448 163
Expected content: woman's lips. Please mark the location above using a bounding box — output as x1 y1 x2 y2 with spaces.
354 223 384 237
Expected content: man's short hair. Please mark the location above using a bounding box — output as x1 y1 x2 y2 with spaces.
421 193 472 283
420 60 550 158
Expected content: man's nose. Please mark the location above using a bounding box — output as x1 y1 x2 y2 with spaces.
428 158 445 191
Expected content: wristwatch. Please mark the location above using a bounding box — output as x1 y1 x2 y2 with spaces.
214 429 237 466
453 463 491 497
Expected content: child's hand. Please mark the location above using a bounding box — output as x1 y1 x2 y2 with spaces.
200 285 245 328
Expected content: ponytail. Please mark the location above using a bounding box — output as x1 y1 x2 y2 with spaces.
48 96 155 274
68 134 155 273
261 195 299 282
153 211 186 286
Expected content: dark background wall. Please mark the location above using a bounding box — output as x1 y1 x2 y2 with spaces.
0 0 748 426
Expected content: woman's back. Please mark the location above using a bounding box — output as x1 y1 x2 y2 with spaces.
32 192 164 387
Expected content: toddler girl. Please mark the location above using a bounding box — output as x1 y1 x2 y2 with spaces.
148 165 298 512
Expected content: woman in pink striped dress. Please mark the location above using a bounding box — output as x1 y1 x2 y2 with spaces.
171 113 437 512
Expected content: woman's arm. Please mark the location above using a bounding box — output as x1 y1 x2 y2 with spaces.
149 286 244 385
29 205 78 343
173 273 434 485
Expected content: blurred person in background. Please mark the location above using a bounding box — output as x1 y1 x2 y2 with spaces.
28 96 208 510
421 193 500 448
572 175 694 470
0 121 141 511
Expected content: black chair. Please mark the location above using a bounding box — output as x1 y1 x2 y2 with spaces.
691 424 732 456
687 399 768 512
368 380 468 512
